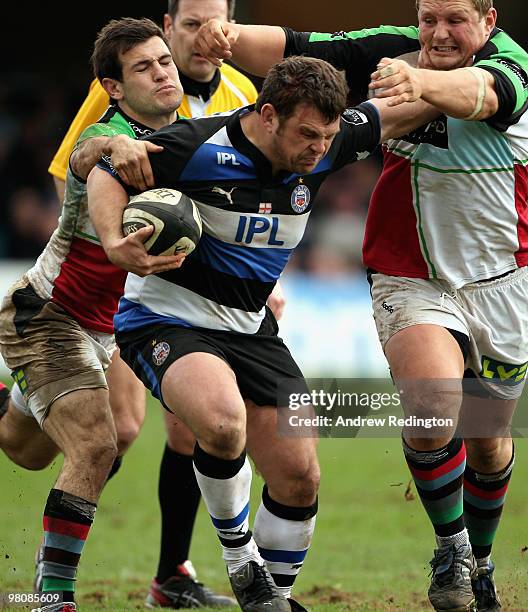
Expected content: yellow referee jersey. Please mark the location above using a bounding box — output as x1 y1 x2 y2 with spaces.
48 64 258 181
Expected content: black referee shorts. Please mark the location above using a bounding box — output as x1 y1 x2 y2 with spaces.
116 308 307 409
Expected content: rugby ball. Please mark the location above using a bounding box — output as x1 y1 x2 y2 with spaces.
123 188 202 256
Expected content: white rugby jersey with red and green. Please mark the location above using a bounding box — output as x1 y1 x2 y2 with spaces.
284 26 528 287
27 105 154 334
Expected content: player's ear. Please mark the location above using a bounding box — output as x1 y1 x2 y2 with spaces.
260 103 279 133
163 13 173 37
101 78 124 101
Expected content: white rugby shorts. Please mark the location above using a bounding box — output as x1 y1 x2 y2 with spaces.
369 267 528 399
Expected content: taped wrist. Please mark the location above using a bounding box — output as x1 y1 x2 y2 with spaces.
464 68 487 120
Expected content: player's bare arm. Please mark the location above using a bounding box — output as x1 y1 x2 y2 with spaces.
368 96 440 142
370 58 499 120
195 20 285 76
87 166 185 277
72 134 163 189
267 281 286 321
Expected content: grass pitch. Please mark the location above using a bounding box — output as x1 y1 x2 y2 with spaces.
1 389 527 611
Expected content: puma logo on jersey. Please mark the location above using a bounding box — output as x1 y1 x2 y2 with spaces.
212 186 237 205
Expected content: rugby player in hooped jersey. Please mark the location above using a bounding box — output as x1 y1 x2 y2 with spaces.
46 3 284 605
195 2 528 610
88 55 440 611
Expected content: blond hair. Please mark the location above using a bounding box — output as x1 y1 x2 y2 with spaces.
415 0 493 18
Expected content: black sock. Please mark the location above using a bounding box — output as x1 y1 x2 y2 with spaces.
156 445 201 583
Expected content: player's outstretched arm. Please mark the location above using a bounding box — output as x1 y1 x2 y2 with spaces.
195 19 286 76
368 96 440 142
87 167 185 277
369 58 499 120
72 135 163 189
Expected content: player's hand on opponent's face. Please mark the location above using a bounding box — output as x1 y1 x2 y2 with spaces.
195 19 239 67
267 282 286 321
369 57 424 107
107 135 163 192
107 225 186 277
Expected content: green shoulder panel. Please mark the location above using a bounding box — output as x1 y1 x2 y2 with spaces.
76 112 136 146
309 25 419 43
477 30 528 114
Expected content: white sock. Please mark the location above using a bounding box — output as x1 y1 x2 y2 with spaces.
436 528 470 549
193 453 262 574
254 496 316 598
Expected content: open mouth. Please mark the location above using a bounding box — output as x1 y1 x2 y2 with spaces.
432 46 458 53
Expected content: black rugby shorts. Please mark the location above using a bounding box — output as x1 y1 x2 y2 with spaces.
116 307 307 408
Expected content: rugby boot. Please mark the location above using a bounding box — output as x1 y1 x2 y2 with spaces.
288 598 309 611
428 543 477 611
472 561 501 611
145 562 236 608
229 561 290 612
30 603 76 612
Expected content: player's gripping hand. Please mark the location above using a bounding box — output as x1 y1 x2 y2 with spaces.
106 135 163 192
195 19 239 67
106 226 186 277
369 57 424 107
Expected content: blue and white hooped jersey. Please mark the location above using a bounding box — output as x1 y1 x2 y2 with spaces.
99 103 380 334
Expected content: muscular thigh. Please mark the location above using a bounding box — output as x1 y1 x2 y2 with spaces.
0 278 111 426
117 323 245 439
0 396 59 469
42 387 116 455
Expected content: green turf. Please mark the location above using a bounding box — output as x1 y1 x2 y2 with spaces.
1 390 527 611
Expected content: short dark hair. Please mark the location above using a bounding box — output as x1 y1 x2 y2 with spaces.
91 17 169 82
167 0 236 21
256 56 349 124
415 0 493 18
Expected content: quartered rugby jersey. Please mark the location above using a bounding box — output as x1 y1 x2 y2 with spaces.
284 25 421 100
285 25 528 287
106 103 381 335
28 105 155 334
48 64 257 182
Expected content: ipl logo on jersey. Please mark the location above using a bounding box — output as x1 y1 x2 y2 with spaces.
291 184 311 213
152 341 171 366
